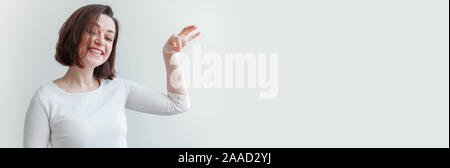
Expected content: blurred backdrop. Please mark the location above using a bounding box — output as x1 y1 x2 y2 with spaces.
0 0 448 147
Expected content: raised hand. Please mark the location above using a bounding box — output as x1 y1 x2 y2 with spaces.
163 25 201 57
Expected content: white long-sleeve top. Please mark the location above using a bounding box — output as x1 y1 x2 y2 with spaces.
23 78 190 148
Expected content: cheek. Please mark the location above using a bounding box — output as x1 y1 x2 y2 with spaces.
105 44 113 56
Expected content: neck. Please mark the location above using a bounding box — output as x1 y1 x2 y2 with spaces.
61 65 99 88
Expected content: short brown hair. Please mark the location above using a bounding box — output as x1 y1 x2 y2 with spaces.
55 4 119 80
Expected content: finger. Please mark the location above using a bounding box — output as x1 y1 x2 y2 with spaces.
169 41 176 48
170 34 178 47
188 32 201 41
178 25 197 36
183 26 198 36
169 40 179 51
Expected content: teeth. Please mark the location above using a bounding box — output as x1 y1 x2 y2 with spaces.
89 49 102 55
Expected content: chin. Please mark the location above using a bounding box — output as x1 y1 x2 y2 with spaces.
83 59 106 68
84 56 107 67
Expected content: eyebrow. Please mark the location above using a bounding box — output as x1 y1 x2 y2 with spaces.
90 23 115 34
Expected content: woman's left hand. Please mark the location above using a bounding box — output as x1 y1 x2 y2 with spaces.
163 25 201 57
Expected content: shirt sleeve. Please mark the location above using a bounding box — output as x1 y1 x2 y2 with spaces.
23 91 51 148
122 79 190 115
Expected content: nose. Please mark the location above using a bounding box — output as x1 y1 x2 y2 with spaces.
93 34 105 46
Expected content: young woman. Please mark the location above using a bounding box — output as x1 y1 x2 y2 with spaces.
23 4 200 148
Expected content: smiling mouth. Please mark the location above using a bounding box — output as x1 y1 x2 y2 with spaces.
88 48 104 56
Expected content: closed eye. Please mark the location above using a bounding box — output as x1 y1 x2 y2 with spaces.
88 30 96 35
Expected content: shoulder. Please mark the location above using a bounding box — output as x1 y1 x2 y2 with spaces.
102 77 130 87
33 81 56 98
106 78 147 95
102 77 136 93
28 81 56 110
106 77 138 87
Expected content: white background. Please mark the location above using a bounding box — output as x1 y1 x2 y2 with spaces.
0 0 448 147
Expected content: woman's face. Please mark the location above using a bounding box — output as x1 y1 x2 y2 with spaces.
78 14 116 68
